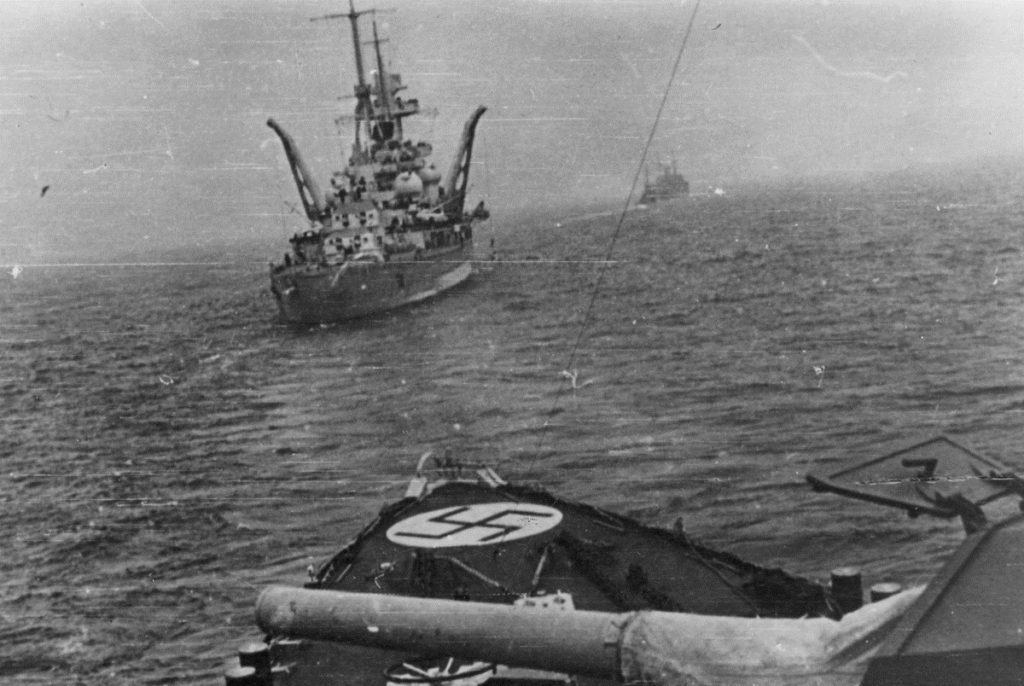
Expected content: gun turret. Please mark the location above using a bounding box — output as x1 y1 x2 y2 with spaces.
255 586 922 685
266 118 327 222
441 105 487 218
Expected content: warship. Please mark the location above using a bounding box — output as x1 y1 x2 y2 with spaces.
224 451 839 686
226 437 1024 686
637 160 689 206
233 3 1024 683
267 2 489 325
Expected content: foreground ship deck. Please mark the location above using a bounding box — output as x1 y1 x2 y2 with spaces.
225 437 1024 686
224 453 844 685
266 1 488 324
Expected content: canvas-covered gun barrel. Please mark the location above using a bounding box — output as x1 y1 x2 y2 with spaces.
256 586 621 678
256 585 923 685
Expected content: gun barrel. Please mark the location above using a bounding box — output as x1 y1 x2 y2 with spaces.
255 586 923 685
255 586 622 679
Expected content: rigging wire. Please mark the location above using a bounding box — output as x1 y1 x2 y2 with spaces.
528 0 703 471
481 124 497 261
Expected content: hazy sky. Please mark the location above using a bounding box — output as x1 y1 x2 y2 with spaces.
1 0 1022 259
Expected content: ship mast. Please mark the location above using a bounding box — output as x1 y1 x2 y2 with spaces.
345 0 369 93
313 0 376 151
315 2 416 160
371 20 394 127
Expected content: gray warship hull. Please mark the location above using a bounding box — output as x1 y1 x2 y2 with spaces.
270 243 472 324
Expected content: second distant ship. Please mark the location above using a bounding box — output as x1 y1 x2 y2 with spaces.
638 159 689 205
268 2 489 324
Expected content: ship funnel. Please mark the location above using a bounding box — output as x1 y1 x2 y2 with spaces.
267 118 328 222
441 105 487 218
256 586 922 685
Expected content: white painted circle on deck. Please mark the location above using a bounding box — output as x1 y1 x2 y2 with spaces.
385 502 563 548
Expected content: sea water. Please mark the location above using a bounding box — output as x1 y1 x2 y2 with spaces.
3 167 1024 684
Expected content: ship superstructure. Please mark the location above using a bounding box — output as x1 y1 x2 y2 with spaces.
268 1 488 324
638 159 689 205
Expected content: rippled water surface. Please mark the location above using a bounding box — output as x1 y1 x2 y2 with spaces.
4 168 1024 684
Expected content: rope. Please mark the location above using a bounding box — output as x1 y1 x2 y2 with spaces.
528 0 703 471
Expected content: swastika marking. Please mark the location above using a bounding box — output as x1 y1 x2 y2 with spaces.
385 502 563 548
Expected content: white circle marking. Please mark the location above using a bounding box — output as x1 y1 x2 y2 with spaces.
385 502 563 548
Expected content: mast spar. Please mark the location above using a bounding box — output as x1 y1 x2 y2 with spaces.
311 1 371 93
371 20 392 123
312 0 376 149
313 2 400 155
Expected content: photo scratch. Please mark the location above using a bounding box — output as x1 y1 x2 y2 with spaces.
793 34 908 84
